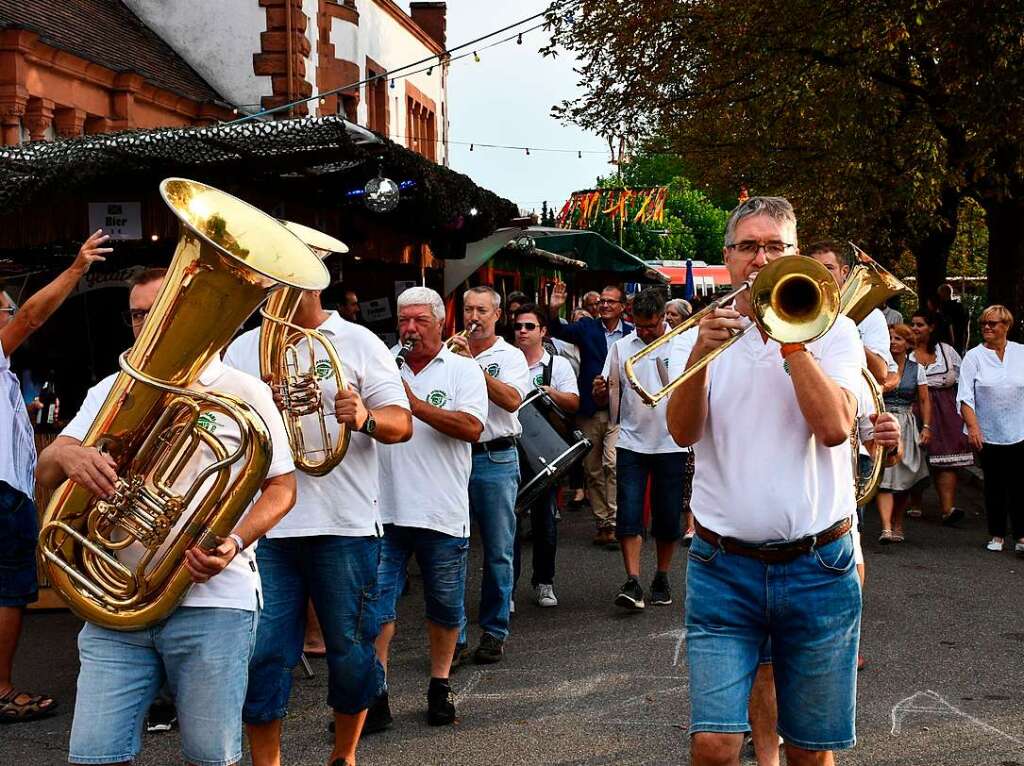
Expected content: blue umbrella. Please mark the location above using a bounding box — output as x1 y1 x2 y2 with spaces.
683 258 696 300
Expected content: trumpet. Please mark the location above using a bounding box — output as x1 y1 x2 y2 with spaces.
259 221 351 477
624 256 841 407
446 321 480 351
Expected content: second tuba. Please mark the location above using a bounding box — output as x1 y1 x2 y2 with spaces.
258 221 351 476
38 179 329 630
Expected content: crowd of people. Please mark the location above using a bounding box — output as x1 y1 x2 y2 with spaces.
0 194 1020 766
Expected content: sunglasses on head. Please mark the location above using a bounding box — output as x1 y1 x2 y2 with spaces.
513 322 538 331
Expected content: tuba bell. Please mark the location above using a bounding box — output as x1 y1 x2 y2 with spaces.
38 179 329 630
258 221 351 476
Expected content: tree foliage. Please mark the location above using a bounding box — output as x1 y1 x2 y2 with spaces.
544 0 1024 330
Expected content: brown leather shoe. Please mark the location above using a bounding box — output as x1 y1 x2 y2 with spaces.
593 528 615 547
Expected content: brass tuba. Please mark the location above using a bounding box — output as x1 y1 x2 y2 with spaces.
258 221 351 476
840 243 915 505
38 179 329 630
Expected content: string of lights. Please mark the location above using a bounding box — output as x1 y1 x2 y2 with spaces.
380 133 607 157
227 0 580 124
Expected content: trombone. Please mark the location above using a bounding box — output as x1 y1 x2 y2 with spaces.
624 256 841 407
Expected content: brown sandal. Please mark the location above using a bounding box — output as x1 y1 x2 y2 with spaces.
0 688 58 723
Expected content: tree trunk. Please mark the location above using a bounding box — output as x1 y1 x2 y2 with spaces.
911 188 961 310
980 197 1024 341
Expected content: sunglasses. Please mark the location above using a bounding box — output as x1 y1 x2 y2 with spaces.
0 306 15 316
980 320 1006 328
513 322 539 331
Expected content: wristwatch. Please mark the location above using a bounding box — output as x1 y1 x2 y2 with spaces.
359 410 377 436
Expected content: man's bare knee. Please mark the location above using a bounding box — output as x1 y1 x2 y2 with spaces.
783 742 832 766
691 731 744 766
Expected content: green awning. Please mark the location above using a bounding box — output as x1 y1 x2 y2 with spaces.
524 227 668 283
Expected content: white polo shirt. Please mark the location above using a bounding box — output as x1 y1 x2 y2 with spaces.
859 308 898 373
61 358 294 612
604 331 686 455
378 345 488 537
0 338 35 498
526 350 579 397
223 311 409 538
668 315 863 541
473 336 531 443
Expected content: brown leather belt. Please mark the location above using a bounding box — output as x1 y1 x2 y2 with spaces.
694 517 853 564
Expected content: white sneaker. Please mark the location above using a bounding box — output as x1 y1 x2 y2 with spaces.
987 538 1005 552
534 584 558 607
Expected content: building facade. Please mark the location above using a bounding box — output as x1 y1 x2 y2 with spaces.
0 0 449 164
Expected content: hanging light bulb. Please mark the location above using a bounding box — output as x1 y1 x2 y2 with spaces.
470 143 474 151
473 51 480 63
578 151 582 159
517 32 523 45
390 78 396 90
525 147 530 156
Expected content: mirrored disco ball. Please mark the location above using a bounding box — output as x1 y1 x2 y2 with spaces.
364 175 400 213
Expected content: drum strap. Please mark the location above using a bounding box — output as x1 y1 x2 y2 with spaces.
543 354 553 388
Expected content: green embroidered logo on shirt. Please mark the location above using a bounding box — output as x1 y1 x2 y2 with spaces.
314 360 334 380
427 390 449 407
197 412 219 433
533 373 544 388
484 362 501 377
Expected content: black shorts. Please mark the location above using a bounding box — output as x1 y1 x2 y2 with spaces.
0 480 39 607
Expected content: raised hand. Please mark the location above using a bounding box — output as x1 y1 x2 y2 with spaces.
71 230 113 274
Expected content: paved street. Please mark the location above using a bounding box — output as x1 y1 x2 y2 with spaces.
5 475 1024 765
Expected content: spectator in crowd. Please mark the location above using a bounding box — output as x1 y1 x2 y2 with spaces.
876 324 932 544
547 283 633 547
957 305 1024 553
910 310 973 525
340 288 361 324
582 291 601 318
937 283 969 354
664 299 692 329
882 298 904 327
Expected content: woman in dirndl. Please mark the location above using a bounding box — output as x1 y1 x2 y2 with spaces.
877 324 931 543
910 310 974 524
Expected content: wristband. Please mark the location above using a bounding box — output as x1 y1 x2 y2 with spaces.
228 533 245 553
922 424 932 430
779 343 806 360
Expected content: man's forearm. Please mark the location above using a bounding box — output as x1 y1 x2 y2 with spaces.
865 350 889 386
36 437 79 489
411 400 482 442
546 389 579 413
787 351 855 446
484 375 522 412
368 405 413 444
0 265 85 354
232 475 296 546
666 349 709 447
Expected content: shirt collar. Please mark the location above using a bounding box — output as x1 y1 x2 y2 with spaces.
528 350 551 369
198 356 227 386
604 320 624 336
317 310 344 336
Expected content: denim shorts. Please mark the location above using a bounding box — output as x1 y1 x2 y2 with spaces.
69 606 258 766
243 535 384 721
378 524 468 629
615 448 686 541
0 480 38 607
685 531 861 751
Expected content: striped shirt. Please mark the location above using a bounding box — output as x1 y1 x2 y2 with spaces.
0 338 36 497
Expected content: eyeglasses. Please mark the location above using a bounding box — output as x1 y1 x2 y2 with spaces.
513 322 538 331
0 306 15 316
980 320 1007 328
725 241 796 257
122 308 150 327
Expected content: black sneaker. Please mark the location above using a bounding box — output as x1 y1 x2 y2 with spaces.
450 642 472 672
473 633 504 664
650 573 672 606
426 679 456 726
145 699 178 733
328 692 392 735
615 577 645 610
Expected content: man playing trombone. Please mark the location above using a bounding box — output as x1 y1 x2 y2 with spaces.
666 197 866 765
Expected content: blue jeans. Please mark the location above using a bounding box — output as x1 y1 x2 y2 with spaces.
685 531 861 751
69 606 258 766
243 536 383 721
0 480 38 607
378 525 468 627
513 487 557 589
615 449 685 541
460 447 519 643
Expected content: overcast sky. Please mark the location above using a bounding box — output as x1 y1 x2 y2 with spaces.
399 1 610 216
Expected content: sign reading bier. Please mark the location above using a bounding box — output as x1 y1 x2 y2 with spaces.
88 202 142 240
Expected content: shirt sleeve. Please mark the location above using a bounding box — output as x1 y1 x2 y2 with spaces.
551 357 579 396
955 349 978 413
945 343 963 376
820 316 863 396
454 360 489 428
547 317 586 345
916 363 927 386
859 311 897 372
600 345 613 379
356 331 411 411
499 346 532 400
249 379 295 479
61 376 116 442
221 330 260 379
667 327 699 380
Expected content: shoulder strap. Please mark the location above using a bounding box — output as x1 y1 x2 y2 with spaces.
543 354 553 387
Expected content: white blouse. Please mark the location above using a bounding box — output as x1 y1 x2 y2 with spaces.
957 341 1024 445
